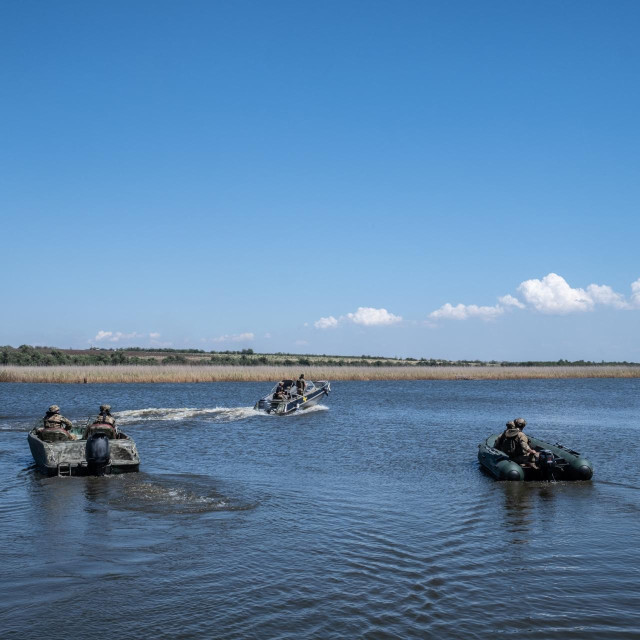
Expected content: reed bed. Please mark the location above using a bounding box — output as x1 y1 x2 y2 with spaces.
1 365 639 383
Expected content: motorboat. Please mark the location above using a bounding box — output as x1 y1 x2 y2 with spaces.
254 379 331 415
28 419 140 477
478 433 593 481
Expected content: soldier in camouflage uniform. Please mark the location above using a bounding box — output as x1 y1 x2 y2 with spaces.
496 417 540 466
94 404 116 427
42 405 74 431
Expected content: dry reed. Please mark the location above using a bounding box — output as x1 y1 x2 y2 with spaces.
0 365 639 383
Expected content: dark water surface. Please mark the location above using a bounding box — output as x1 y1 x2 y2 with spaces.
1 380 639 639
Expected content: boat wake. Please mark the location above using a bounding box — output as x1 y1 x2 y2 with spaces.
106 474 257 514
116 403 329 424
115 406 259 424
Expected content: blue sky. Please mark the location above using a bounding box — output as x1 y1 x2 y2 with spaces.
1 0 639 360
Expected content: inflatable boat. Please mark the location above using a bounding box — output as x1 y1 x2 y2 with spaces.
478 433 593 481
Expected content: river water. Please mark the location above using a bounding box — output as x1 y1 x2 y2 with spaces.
1 379 639 639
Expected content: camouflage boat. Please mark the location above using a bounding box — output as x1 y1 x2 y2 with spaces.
255 379 331 415
28 421 140 477
478 433 593 481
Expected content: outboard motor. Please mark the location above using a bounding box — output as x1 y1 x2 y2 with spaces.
85 433 111 476
538 449 556 481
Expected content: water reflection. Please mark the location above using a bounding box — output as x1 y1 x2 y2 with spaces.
498 481 560 544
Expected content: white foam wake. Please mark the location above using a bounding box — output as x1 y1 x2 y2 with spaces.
115 403 329 424
115 406 259 424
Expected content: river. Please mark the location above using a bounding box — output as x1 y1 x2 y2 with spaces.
1 379 639 639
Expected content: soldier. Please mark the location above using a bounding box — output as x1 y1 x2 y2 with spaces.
273 382 286 400
496 417 540 466
42 405 74 431
494 421 515 451
296 374 306 396
94 404 116 427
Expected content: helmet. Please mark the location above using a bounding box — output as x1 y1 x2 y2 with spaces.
514 417 526 428
100 404 111 412
299 374 304 379
505 421 515 429
48 405 60 413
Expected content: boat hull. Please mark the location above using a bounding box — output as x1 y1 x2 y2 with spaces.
478 434 593 481
28 430 140 476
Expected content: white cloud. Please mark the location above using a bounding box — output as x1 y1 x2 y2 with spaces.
314 307 402 329
429 303 504 321
93 330 144 343
630 278 640 307
585 284 629 309
518 273 594 313
428 273 640 322
149 332 161 339
346 307 402 326
210 332 255 343
498 294 525 309
314 316 339 329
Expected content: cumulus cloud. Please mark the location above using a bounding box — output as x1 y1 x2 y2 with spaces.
585 284 629 309
314 316 339 329
314 307 402 329
346 307 402 326
498 294 525 309
210 332 255 343
629 278 640 307
429 273 640 322
429 303 505 321
93 330 145 343
518 273 594 313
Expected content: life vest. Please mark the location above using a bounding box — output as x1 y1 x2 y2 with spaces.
96 412 116 426
43 413 64 429
502 435 520 456
497 431 527 457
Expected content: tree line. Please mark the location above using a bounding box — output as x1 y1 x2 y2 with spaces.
0 345 638 368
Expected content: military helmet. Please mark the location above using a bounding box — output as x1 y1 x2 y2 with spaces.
100 404 111 412
505 421 515 429
299 374 305 379
514 417 527 428
48 404 60 413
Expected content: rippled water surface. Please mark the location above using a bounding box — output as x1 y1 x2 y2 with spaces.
1 379 640 639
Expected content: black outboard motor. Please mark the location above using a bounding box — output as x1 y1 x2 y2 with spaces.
85 433 111 476
537 449 556 481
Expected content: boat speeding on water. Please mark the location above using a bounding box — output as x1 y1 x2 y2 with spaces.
255 379 331 415
28 420 140 477
478 434 593 481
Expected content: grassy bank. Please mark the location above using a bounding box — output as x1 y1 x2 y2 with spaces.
1 365 639 383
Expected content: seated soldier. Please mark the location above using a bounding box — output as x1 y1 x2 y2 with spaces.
94 404 116 427
41 405 76 440
496 417 540 466
43 405 73 431
273 382 286 400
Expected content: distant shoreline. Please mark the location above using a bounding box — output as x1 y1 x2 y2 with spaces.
1 364 639 383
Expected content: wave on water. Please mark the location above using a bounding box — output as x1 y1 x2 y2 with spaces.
116 403 329 424
107 474 258 514
115 406 259 424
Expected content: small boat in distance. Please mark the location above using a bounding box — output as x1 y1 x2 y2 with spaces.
28 419 140 477
478 433 593 481
254 379 331 415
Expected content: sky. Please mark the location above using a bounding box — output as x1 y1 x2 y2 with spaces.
1 0 639 360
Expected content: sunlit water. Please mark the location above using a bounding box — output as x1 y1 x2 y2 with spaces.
1 379 639 639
